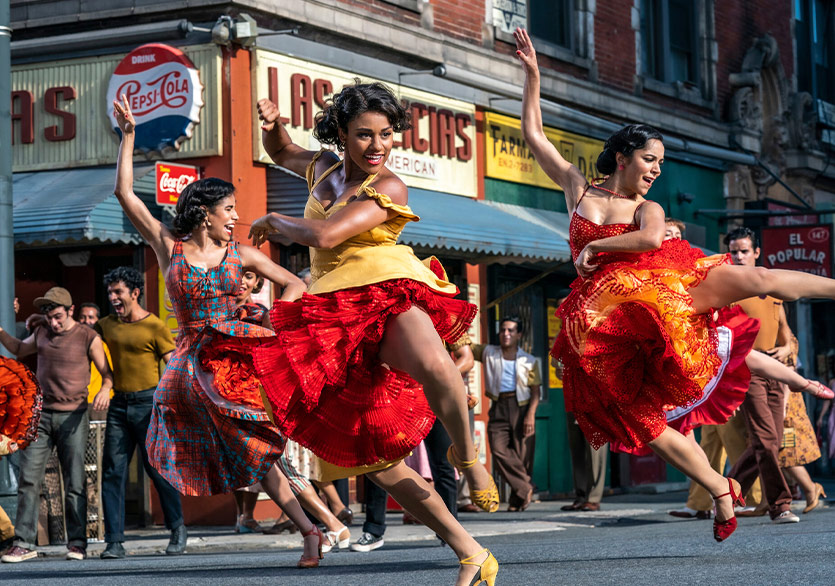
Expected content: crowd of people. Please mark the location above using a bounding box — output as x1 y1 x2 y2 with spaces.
1 27 834 585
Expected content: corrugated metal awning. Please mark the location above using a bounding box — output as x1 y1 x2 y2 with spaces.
12 166 159 247
265 164 572 263
400 189 571 263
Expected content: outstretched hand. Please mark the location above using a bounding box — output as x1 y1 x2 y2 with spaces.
249 214 277 247
513 27 539 75
257 98 281 132
113 94 136 135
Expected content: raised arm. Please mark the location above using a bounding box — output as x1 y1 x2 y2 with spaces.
258 98 319 176
574 201 666 277
113 95 176 275
514 28 587 209
248 176 404 250
239 244 307 302
0 326 36 358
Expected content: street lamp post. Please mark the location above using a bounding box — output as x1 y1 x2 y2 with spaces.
0 0 12 357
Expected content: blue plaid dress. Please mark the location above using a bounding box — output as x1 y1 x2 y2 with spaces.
147 240 285 496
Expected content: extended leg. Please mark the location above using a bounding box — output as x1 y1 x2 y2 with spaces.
378 307 495 511
690 264 835 314
368 462 488 586
649 427 736 523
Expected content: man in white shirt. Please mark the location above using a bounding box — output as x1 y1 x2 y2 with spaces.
472 316 541 512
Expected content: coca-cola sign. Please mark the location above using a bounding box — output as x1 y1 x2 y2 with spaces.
761 225 832 277
156 161 200 206
106 44 204 155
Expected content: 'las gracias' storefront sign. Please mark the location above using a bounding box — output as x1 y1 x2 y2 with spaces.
106 44 204 154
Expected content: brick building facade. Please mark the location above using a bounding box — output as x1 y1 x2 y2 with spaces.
8 0 835 514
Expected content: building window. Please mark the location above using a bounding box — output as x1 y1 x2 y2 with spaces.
529 0 573 50
795 0 835 103
492 0 593 65
640 0 698 84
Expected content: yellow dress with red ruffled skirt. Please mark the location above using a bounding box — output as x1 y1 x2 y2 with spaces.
199 151 476 481
552 204 731 451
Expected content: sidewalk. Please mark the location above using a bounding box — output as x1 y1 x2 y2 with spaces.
30 485 834 559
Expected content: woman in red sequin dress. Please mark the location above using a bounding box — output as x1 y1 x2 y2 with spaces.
515 28 835 541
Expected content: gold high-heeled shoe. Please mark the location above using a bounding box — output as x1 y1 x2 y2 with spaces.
459 548 498 586
447 446 499 513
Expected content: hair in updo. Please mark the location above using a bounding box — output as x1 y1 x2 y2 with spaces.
172 178 236 236
313 80 411 151
596 124 664 175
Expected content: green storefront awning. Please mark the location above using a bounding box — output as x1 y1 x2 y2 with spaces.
12 166 158 247
401 188 572 263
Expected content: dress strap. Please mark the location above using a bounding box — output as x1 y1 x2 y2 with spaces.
306 150 342 194
632 201 648 225
575 183 592 211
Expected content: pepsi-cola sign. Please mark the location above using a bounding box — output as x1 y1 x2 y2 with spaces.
107 44 204 155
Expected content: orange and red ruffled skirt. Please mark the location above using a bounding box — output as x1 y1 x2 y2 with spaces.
0 356 42 452
199 278 476 468
553 239 736 451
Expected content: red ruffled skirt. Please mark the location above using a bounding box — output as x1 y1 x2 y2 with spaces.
0 356 42 451
553 239 732 450
199 278 477 468
611 305 758 455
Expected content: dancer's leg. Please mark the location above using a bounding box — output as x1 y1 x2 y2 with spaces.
690 264 835 314
649 427 736 522
259 466 318 559
233 490 259 525
294 485 348 534
684 430 711 468
313 480 347 516
368 463 488 586
746 351 812 390
378 307 494 507
783 465 815 504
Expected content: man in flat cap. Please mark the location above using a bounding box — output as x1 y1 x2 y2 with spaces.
0 287 113 563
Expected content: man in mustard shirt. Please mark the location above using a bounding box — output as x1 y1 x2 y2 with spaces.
472 316 541 512
725 228 799 524
95 267 186 559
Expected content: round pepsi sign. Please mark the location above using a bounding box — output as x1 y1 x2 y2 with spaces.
107 43 204 155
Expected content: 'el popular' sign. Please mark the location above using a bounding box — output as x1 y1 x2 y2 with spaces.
761 225 832 277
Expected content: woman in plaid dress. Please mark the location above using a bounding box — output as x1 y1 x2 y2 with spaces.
112 96 326 568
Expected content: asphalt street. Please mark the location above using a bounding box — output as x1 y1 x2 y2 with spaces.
2 491 833 585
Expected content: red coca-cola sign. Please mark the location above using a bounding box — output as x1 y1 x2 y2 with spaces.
155 161 199 205
761 225 832 277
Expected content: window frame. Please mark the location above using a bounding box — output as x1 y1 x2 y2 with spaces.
795 0 835 103
636 0 716 106
493 0 594 70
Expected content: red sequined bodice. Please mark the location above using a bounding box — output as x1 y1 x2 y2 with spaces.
569 212 638 260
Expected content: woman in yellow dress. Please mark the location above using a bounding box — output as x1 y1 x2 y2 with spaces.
200 82 497 586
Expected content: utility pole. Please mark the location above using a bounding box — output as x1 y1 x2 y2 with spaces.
0 0 13 357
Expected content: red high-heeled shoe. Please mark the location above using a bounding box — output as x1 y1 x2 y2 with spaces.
297 525 324 568
713 478 745 542
797 380 835 400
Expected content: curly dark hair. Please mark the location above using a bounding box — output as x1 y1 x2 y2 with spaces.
172 178 236 236
724 226 759 249
597 124 664 175
103 266 144 298
313 80 411 151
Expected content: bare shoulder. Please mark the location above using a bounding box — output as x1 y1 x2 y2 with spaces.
315 150 342 174
638 199 665 217
369 173 408 205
